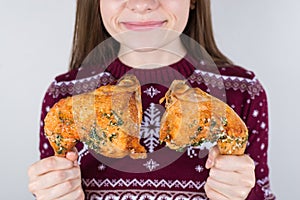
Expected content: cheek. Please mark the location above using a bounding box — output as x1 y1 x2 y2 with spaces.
99 1 123 34
176 10 190 32
100 2 113 24
163 1 190 32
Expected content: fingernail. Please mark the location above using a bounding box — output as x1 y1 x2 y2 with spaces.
74 160 78 167
205 158 213 169
67 151 75 157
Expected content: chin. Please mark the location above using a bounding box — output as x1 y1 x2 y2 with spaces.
116 28 180 52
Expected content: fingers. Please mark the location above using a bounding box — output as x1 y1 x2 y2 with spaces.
33 178 82 200
209 168 238 186
28 167 81 192
28 156 75 180
209 167 255 188
66 150 79 163
205 146 255 172
205 176 250 200
214 154 255 172
56 186 85 200
28 147 83 200
204 147 256 199
205 146 220 169
204 183 229 200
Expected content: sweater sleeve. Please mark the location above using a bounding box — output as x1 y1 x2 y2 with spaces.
243 82 276 199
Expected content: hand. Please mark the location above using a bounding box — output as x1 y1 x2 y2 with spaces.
28 149 85 200
204 146 255 200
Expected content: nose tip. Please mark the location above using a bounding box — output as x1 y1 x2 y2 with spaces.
127 0 159 13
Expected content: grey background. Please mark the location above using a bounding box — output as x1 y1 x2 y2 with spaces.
0 0 299 199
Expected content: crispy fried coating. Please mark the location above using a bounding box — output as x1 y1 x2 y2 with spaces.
159 80 248 155
44 75 147 159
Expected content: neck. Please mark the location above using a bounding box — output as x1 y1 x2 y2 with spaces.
118 37 187 69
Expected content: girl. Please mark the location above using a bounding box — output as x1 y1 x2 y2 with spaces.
28 0 275 199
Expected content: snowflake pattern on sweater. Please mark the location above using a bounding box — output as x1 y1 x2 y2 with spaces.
39 57 275 199
140 103 161 153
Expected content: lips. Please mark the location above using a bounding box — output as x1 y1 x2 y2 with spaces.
121 20 167 31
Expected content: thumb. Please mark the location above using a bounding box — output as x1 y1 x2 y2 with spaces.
205 145 220 169
66 147 79 163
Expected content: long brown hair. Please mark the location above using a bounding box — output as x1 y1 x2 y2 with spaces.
69 0 231 71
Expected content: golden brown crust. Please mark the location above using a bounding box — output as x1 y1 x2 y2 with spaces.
44 75 147 159
159 80 248 155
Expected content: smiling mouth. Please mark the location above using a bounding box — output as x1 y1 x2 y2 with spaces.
121 20 167 31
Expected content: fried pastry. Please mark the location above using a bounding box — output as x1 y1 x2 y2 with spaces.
159 80 248 155
44 74 147 159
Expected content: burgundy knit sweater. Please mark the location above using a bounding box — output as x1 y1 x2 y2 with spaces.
39 57 275 199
